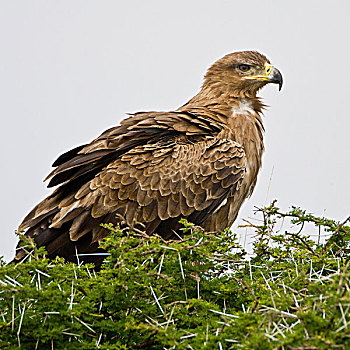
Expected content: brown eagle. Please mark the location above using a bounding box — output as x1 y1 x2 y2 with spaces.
16 51 282 264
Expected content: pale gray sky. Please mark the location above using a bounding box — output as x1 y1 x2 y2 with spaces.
1 1 349 261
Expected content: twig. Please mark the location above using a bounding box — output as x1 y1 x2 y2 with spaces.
284 231 319 257
322 215 350 254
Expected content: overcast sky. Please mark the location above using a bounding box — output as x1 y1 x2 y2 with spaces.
1 1 349 262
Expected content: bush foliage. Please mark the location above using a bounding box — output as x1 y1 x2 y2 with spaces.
0 202 350 349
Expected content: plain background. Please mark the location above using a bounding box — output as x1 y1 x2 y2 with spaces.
1 1 349 262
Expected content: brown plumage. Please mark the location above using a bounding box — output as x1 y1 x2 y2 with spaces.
16 51 282 265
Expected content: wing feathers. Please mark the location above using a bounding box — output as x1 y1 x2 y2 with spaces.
46 135 245 231
17 110 249 264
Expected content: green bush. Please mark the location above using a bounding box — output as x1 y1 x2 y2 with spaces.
0 202 349 349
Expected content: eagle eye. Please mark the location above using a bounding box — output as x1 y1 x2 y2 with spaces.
238 64 251 72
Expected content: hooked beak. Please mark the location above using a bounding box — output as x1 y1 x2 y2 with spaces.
243 62 283 91
267 65 283 91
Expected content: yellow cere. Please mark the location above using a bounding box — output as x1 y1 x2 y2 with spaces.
264 62 272 77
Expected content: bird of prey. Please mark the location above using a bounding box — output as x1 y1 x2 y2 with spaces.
16 51 282 264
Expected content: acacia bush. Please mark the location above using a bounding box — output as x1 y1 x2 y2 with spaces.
0 202 349 349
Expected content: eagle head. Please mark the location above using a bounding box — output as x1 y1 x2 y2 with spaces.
203 51 283 98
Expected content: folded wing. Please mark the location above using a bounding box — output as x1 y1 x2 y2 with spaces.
17 111 246 262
